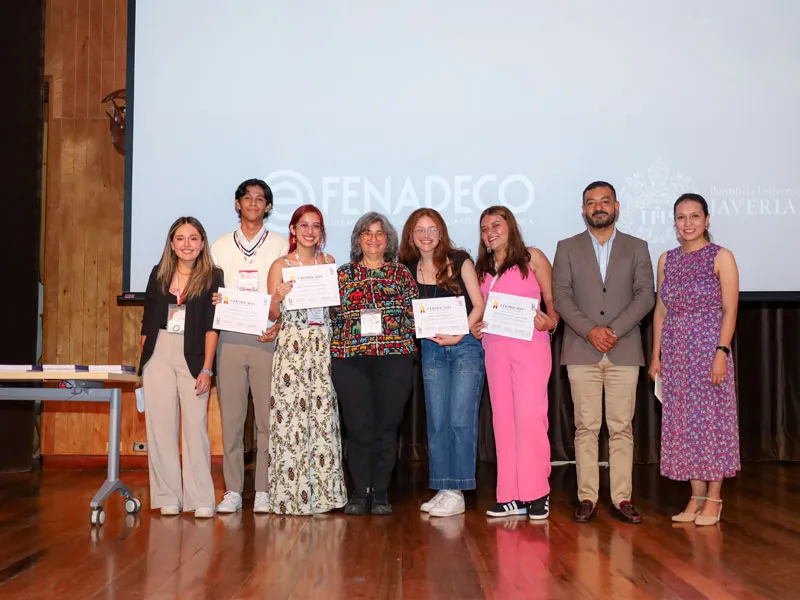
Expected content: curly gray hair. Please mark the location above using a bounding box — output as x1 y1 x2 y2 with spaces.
349 211 399 263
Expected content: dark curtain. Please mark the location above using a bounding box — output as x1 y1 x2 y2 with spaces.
0 0 45 473
398 302 800 464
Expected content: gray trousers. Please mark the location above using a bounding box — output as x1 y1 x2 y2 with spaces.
217 331 274 494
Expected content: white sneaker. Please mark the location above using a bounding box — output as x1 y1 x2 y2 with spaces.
194 507 214 519
253 492 270 514
160 505 181 516
429 491 466 518
216 490 242 513
421 490 448 513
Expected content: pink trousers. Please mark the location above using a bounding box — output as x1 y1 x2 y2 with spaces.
484 337 551 502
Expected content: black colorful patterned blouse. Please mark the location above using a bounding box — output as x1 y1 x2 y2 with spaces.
329 262 418 359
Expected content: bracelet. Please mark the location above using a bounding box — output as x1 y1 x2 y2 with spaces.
715 346 730 356
200 368 213 377
548 320 559 336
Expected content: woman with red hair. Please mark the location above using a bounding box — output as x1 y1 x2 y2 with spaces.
263 204 347 515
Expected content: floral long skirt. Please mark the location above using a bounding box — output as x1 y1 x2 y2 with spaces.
266 325 347 515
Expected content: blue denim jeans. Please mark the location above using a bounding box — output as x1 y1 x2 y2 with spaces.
421 334 486 490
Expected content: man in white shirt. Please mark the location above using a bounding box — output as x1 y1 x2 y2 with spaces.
211 178 289 514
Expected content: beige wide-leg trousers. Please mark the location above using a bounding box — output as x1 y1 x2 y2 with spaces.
143 330 214 512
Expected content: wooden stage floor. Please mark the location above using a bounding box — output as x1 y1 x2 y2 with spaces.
1 462 799 599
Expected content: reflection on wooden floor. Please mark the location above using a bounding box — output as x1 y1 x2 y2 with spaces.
1 463 799 599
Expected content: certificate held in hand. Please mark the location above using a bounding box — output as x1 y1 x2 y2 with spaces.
213 288 272 336
483 292 538 341
282 264 341 310
412 297 470 339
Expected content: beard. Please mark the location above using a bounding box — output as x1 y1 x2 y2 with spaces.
586 209 617 229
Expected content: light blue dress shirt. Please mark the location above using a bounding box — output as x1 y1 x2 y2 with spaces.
589 227 617 282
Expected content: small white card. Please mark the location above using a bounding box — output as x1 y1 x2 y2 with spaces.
282 264 341 310
412 296 470 339
237 269 259 291
654 374 663 403
360 308 383 336
167 304 186 334
482 292 538 341
307 307 325 325
213 288 272 336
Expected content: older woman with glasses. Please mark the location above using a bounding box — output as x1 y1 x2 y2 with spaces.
329 212 419 515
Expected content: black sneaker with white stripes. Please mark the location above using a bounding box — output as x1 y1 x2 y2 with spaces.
486 500 528 518
527 495 549 520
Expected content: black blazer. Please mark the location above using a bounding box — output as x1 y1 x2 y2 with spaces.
139 265 225 378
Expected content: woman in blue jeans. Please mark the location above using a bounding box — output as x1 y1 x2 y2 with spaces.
399 208 486 517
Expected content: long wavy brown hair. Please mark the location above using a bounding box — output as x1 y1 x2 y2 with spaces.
156 216 215 300
475 206 530 280
398 208 462 294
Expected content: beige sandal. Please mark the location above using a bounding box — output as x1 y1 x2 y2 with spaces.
695 497 723 526
671 495 706 523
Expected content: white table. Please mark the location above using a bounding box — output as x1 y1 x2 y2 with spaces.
0 371 142 526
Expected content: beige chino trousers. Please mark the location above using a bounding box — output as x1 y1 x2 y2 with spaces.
567 356 640 507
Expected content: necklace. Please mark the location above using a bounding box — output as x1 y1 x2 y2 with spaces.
417 260 439 299
294 250 319 266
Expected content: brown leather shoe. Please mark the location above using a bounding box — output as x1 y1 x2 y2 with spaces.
612 501 643 524
573 500 596 523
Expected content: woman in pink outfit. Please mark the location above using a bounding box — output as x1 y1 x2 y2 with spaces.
471 206 559 520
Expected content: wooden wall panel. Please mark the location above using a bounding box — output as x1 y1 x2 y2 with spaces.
42 0 225 457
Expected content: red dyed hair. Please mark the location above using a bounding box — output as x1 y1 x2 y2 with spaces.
288 204 327 253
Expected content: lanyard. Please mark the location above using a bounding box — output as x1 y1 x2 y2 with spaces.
488 262 502 292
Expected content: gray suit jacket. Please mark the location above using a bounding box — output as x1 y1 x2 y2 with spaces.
552 230 655 366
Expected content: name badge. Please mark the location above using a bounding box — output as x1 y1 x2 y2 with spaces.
360 308 383 336
167 304 186 334
307 307 325 326
238 270 259 291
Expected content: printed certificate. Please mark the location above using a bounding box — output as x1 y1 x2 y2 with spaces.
412 296 470 338
213 288 272 336
282 263 341 310
483 292 538 341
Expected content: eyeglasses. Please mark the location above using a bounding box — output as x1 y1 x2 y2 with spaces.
360 230 386 240
296 222 322 232
414 227 439 237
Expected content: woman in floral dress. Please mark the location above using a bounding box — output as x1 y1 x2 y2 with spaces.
650 193 740 526
264 205 347 515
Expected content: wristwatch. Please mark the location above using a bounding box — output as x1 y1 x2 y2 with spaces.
715 346 730 355
200 368 214 377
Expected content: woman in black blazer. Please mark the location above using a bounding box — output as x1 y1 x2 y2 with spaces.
140 216 224 518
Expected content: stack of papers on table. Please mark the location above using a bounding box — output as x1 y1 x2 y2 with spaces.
0 365 43 372
42 365 90 372
88 365 137 374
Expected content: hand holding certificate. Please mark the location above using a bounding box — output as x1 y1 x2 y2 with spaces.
282 264 341 310
482 292 538 341
412 297 470 339
213 288 272 336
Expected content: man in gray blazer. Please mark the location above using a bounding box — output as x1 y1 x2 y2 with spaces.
552 181 655 525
